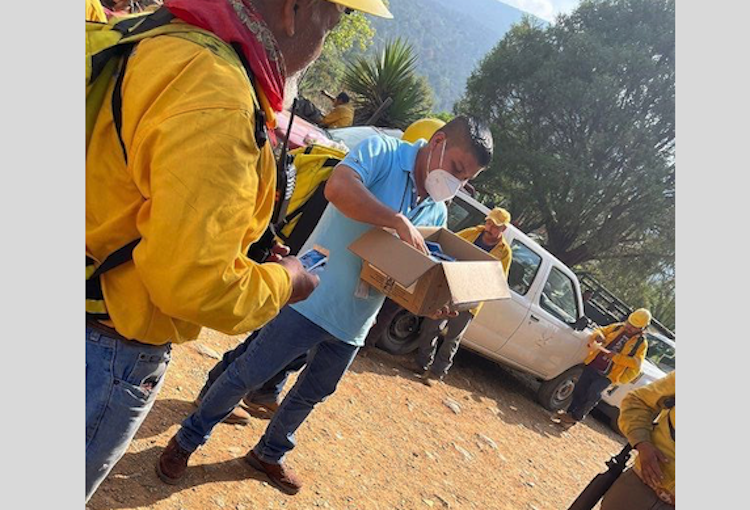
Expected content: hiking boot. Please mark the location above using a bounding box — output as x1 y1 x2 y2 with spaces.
242 397 280 420
559 412 578 424
422 372 443 387
245 450 303 495
156 436 193 485
194 396 252 426
552 412 578 427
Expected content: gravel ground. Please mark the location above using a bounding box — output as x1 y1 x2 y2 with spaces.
88 328 625 510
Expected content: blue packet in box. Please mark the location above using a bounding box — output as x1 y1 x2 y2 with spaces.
425 241 456 262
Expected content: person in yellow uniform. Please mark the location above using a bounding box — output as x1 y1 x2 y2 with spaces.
85 0 108 22
601 371 675 509
85 0 392 502
556 309 650 426
401 118 446 143
414 207 513 385
320 91 355 128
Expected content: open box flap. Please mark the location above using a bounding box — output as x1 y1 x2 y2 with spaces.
349 228 437 287
441 261 511 304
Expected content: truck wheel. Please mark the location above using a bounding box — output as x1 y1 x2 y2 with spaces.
376 309 423 355
536 365 584 412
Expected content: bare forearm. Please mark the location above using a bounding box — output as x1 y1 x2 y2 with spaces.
325 165 401 228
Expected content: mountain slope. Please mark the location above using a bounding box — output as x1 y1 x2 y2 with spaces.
367 0 544 111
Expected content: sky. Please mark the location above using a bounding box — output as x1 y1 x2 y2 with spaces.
502 0 582 22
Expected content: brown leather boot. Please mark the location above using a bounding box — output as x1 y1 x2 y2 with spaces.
156 436 193 484
242 398 280 420
194 397 252 426
245 450 303 495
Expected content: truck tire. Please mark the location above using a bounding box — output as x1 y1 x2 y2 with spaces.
376 309 424 355
536 365 584 412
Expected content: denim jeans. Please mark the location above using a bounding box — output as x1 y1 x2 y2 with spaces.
200 329 306 406
85 326 171 501
177 307 359 463
567 365 611 421
415 311 473 377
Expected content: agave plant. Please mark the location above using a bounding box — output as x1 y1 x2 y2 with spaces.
343 38 434 130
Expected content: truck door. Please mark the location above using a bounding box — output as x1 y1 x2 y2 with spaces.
464 239 544 354
501 265 588 378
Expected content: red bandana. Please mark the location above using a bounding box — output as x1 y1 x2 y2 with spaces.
164 0 286 111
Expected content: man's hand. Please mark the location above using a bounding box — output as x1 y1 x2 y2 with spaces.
635 441 669 487
427 305 459 320
278 257 320 304
392 213 428 254
264 243 291 263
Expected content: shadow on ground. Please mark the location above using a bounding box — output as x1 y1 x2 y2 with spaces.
87 444 273 510
351 345 619 441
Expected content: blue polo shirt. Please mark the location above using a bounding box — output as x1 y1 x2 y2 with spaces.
291 135 447 346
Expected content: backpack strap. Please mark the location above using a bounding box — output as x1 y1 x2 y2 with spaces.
89 7 175 84
86 239 140 320
280 182 330 255
662 396 675 441
628 335 645 356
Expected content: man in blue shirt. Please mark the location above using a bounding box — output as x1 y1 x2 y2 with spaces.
157 116 494 494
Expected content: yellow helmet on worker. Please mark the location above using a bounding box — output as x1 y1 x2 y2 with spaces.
402 118 446 143
627 308 652 329
486 207 511 227
329 0 393 18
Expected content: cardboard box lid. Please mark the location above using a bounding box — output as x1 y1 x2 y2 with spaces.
442 261 511 304
349 227 512 304
421 227 511 304
349 228 438 287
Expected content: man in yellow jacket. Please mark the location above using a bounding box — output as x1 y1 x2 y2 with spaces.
602 371 675 509
320 91 355 128
85 0 392 501
557 308 650 425
414 207 513 384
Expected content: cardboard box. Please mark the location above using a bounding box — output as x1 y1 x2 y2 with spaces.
349 227 511 316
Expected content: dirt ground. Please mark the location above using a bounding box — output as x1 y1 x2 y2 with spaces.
88 328 625 510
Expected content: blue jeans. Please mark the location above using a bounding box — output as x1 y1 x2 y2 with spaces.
201 329 306 405
567 365 611 421
177 307 359 463
85 326 171 501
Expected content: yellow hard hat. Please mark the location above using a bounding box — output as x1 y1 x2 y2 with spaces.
329 0 393 18
486 207 511 227
402 118 446 143
627 308 652 329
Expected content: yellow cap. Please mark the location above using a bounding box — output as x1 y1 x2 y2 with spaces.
627 308 652 329
402 118 446 143
329 0 393 18
486 207 511 227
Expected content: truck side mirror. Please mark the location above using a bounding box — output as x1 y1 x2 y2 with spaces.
573 316 589 331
